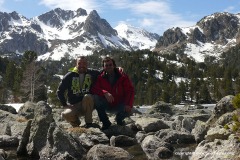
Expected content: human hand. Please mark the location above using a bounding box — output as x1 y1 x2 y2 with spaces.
118 67 124 72
125 105 132 113
64 104 74 109
104 92 114 103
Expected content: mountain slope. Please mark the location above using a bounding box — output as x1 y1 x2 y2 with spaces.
1 9 240 62
34 8 132 60
0 8 159 61
115 23 159 51
154 12 240 62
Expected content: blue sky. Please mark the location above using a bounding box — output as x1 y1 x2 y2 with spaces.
1 0 240 35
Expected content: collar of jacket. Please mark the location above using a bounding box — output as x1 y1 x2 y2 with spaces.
102 68 121 79
68 67 79 73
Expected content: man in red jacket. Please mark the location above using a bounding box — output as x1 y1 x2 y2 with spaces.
91 57 134 130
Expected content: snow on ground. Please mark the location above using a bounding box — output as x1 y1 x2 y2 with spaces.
5 103 24 112
5 103 215 113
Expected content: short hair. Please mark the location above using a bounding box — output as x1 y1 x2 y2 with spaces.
76 56 87 64
102 56 116 67
77 56 87 60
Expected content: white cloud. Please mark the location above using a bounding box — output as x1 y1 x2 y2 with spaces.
105 0 195 34
105 0 132 9
132 1 172 16
224 6 235 13
0 0 7 12
141 18 155 27
0 0 4 6
39 0 102 12
36 0 195 34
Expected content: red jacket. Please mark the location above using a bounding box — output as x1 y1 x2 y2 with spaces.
91 69 134 108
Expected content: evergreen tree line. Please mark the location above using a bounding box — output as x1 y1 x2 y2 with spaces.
1 45 240 106
0 51 47 103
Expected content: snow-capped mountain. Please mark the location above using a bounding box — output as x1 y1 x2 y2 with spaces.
0 8 158 61
154 12 240 62
33 8 132 60
115 24 159 51
1 9 240 62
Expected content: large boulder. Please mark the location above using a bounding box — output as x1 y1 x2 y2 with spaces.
0 149 7 160
0 135 19 147
0 104 17 114
110 135 137 147
17 101 86 159
18 101 37 119
191 120 208 143
191 134 240 160
141 135 174 159
145 101 177 115
213 95 235 118
207 95 236 127
135 117 169 132
205 125 231 141
155 129 195 144
86 144 132 160
68 127 109 149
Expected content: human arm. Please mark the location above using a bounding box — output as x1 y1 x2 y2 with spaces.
123 75 135 109
91 75 109 96
124 105 132 112
91 74 115 103
56 75 69 107
104 92 114 103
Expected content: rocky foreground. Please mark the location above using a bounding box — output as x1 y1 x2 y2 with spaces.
0 95 239 160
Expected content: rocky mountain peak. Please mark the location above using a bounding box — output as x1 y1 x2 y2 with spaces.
154 12 240 62
155 27 187 48
0 11 29 32
38 8 75 28
188 27 206 44
9 11 21 20
83 10 117 36
197 12 239 44
75 8 87 17
0 12 12 32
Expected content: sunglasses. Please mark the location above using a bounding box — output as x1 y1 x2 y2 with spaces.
105 64 113 67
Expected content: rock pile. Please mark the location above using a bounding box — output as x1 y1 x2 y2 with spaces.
0 95 239 159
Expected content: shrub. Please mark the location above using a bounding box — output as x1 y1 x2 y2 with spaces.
232 93 240 109
232 94 240 140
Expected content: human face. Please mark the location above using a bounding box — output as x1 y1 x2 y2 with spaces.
77 58 87 73
103 60 114 74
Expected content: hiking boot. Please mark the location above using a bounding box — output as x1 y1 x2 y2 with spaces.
101 121 112 130
83 123 94 128
83 123 100 128
70 120 81 127
117 120 126 126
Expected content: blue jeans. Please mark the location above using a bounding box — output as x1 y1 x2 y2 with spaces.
93 95 128 125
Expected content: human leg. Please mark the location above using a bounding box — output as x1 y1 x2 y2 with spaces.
61 102 81 127
81 94 94 125
115 103 129 125
93 95 111 129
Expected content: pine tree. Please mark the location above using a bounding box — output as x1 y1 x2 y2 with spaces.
199 82 212 103
178 81 187 102
20 51 46 102
4 61 16 89
170 81 180 104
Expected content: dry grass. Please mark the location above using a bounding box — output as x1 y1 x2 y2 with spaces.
16 117 28 123
67 127 88 134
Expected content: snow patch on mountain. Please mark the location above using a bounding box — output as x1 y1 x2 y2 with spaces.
115 23 159 51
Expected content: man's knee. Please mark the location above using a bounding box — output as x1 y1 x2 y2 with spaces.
61 109 74 121
93 95 108 109
82 94 94 109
